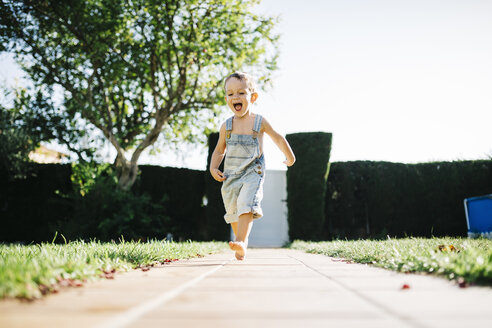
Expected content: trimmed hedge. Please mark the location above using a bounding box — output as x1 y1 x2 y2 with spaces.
0 164 72 243
204 132 229 241
0 164 207 243
286 132 332 241
3 152 490 243
136 165 206 241
325 160 492 239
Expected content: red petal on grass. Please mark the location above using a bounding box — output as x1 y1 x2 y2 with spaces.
457 277 468 288
72 280 84 287
141 267 150 272
102 272 115 279
162 259 178 263
39 284 50 295
331 258 353 263
59 279 70 287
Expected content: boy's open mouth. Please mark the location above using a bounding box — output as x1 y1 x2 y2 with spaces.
233 103 242 111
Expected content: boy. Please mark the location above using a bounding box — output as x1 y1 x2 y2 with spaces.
210 72 295 260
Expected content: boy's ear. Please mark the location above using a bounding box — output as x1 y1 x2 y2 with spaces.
251 92 258 103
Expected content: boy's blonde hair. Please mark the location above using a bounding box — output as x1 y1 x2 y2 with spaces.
224 72 257 94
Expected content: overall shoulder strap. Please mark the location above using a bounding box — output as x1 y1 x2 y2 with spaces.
226 116 233 131
252 114 263 133
252 114 262 139
225 116 233 139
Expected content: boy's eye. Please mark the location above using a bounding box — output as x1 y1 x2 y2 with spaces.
239 92 245 95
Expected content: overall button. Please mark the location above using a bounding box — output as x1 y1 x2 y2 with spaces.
257 170 262 175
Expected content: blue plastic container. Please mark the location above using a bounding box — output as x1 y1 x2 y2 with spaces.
464 194 492 238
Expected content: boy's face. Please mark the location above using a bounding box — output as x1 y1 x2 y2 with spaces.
224 77 258 118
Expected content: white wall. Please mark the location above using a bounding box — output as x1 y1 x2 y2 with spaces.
231 170 289 247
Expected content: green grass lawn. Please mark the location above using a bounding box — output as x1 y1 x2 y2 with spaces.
290 237 492 285
0 240 228 300
3 237 491 300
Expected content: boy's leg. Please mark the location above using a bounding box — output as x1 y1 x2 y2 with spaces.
229 212 253 260
231 222 238 237
236 212 254 243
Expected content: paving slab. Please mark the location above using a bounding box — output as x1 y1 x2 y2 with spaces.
0 248 491 328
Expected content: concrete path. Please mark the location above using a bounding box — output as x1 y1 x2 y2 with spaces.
1 249 491 328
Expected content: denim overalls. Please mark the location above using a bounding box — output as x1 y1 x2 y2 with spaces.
221 114 265 223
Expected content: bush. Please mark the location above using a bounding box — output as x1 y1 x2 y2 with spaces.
0 164 72 243
286 132 332 241
137 165 206 241
1 161 209 243
325 160 492 239
55 162 170 242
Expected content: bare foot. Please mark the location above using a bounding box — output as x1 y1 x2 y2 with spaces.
229 241 246 260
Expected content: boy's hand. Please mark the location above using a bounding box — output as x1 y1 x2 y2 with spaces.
283 157 295 167
211 168 226 182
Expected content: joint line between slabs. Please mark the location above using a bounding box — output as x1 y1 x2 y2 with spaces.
94 257 234 328
288 254 431 328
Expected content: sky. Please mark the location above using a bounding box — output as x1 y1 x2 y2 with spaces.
1 0 492 171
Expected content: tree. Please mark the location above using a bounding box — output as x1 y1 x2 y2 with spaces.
0 83 102 181
1 85 70 179
0 0 279 189
0 95 39 180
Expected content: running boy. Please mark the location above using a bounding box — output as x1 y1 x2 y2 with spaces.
210 72 296 260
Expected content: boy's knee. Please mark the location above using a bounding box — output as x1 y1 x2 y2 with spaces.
238 212 253 220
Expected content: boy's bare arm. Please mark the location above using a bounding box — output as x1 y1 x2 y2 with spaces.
210 123 227 181
262 118 296 167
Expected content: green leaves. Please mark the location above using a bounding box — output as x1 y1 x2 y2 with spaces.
1 0 279 188
0 86 54 179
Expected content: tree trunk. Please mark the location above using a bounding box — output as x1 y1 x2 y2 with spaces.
115 153 139 191
111 105 171 191
118 161 138 191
